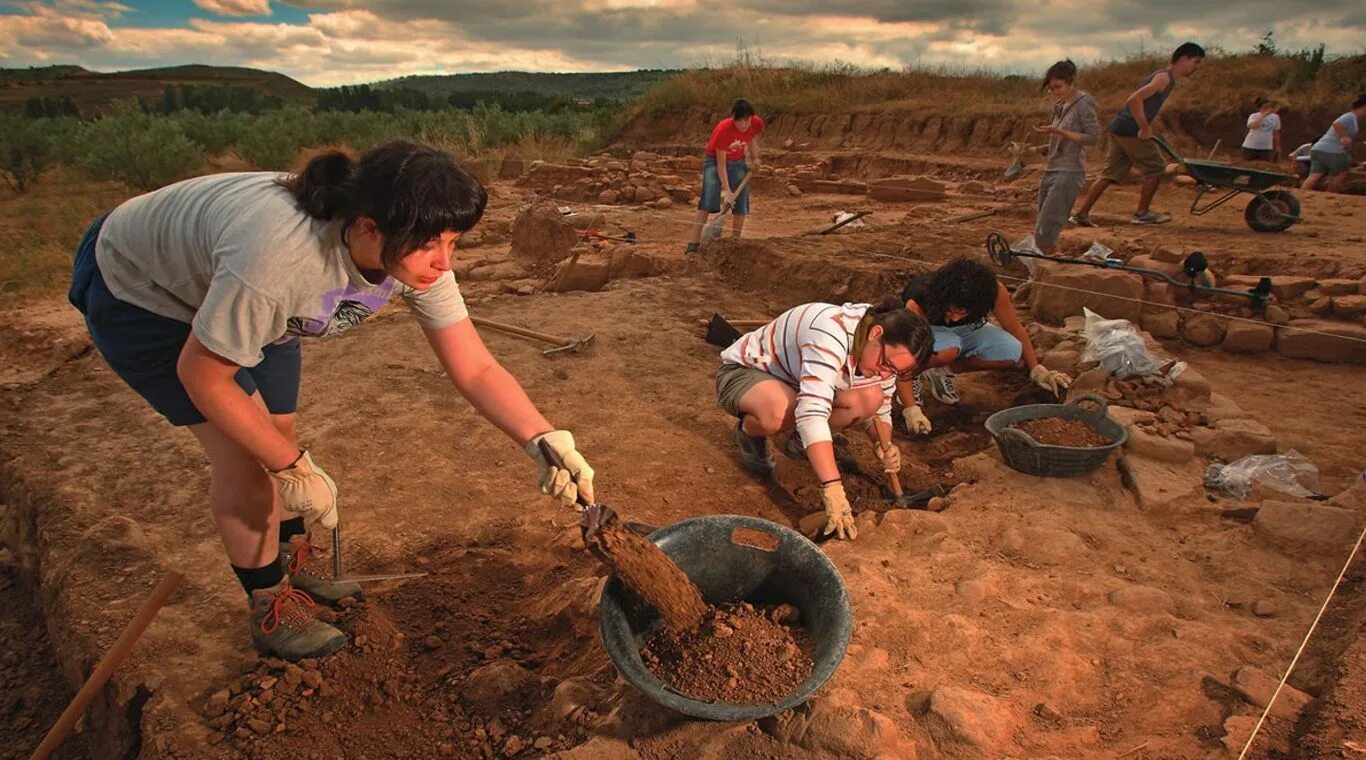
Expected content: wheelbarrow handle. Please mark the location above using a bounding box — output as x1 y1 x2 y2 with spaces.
1149 135 1184 166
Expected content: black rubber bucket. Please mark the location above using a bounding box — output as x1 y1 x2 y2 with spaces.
598 514 852 721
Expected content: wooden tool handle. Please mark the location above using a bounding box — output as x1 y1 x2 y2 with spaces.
537 439 591 508
30 573 183 760
872 422 904 497
471 316 569 346
888 471 904 497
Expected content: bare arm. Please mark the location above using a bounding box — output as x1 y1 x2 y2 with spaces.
1126 73 1170 133
748 136 761 166
989 283 1040 369
177 334 299 469
717 152 731 195
423 318 553 445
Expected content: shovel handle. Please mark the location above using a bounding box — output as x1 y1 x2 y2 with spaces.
872 422 904 497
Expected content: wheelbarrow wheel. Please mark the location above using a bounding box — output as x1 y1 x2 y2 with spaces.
1244 189 1300 233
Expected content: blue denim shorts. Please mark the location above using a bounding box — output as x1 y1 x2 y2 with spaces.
68 215 301 426
932 323 1022 363
698 156 750 215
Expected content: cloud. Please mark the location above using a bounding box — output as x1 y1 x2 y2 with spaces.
194 0 271 17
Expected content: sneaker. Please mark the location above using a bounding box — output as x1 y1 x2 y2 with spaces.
1130 211 1170 225
1069 213 1098 228
732 420 774 477
910 374 924 407
924 367 960 405
685 242 700 254
280 537 363 606
249 579 347 661
778 434 860 473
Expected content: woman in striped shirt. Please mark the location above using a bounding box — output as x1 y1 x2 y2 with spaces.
715 301 933 540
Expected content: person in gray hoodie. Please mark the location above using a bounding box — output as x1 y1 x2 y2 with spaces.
1030 60 1100 254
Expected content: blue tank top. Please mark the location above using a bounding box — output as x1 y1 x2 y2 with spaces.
1108 69 1175 137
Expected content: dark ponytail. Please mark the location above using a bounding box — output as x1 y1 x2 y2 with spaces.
276 140 488 269
867 299 934 370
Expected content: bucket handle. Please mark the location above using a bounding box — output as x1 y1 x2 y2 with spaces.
997 427 1039 448
1066 393 1108 418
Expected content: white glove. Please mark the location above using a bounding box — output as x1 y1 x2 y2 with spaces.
876 443 902 474
901 405 931 435
267 451 339 530
526 430 596 508
821 482 857 541
1029 364 1072 396
721 189 736 208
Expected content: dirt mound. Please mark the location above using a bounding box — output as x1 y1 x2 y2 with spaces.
592 522 706 634
510 204 579 264
1011 418 1110 448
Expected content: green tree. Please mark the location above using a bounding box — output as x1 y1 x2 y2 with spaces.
236 107 319 170
0 114 57 193
72 98 203 190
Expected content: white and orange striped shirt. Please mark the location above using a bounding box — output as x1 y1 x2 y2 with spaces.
720 302 893 446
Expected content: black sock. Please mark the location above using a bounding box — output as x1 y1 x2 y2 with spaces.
278 517 307 543
233 559 284 596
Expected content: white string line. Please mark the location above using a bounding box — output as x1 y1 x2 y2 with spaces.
519 189 1366 347
1238 522 1366 760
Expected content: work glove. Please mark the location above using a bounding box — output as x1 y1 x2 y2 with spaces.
721 189 737 208
901 405 932 435
821 482 857 541
267 451 339 530
526 430 597 509
1029 364 1073 397
876 443 902 474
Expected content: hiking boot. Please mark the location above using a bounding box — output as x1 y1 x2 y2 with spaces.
732 420 774 477
280 537 362 606
1130 211 1170 225
778 434 860 473
685 242 700 254
924 367 960 405
249 579 347 661
1069 213 1097 228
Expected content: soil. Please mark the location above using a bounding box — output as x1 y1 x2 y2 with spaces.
1010 417 1111 448
641 602 813 704
592 522 707 634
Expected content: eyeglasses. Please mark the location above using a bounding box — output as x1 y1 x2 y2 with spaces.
876 340 918 380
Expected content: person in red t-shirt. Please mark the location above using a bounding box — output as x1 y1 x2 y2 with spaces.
687 98 764 252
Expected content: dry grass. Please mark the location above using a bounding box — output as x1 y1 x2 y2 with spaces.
0 166 131 296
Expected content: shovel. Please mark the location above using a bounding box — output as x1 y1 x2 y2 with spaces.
1004 142 1046 180
701 173 753 242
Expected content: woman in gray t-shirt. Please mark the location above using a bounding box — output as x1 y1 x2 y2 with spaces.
1030 60 1100 254
69 140 598 661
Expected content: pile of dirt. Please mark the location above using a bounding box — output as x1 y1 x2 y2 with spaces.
592 522 706 633
509 204 579 265
641 602 813 704
1010 418 1110 448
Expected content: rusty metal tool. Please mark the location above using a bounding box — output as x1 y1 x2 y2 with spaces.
471 316 597 356
330 519 428 584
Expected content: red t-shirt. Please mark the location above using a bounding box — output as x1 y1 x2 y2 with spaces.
705 115 765 161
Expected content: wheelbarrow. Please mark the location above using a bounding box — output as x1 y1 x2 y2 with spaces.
1151 136 1300 233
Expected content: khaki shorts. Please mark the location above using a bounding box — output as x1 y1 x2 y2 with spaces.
1102 134 1166 181
715 362 785 416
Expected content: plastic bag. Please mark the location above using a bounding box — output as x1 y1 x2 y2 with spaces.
1204 449 1321 501
1080 241 1117 263
830 211 867 233
1080 307 1162 378
1013 234 1043 276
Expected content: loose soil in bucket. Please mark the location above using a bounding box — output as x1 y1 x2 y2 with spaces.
1010 417 1110 447
592 522 707 634
642 602 814 704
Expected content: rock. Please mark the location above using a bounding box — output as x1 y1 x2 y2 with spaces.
1151 246 1184 263
456 231 484 250
1039 347 1080 375
1268 276 1317 301
1108 406 1157 428
510 205 578 263
1189 418 1276 460
1222 715 1257 754
503 735 525 757
466 261 529 282
926 496 949 512
1034 702 1064 722
533 737 552 750
652 196 674 209
1255 500 1361 553
1251 599 1278 617
1069 366 1112 394
1333 295 1366 319
1222 321 1275 353
1119 455 1200 509
247 718 271 735
461 662 540 711
608 248 659 279
1125 427 1195 464
1181 313 1227 347
1319 278 1360 296
597 189 620 204
786 184 802 197
960 180 988 195
1141 309 1181 338
1107 585 1174 613
1230 666 1312 718
921 686 1017 748
1204 393 1247 422
760 700 910 759
665 186 693 203
1029 261 1144 324
423 635 445 650
867 175 946 202
798 512 828 538
205 689 231 717
549 260 610 293
301 670 323 689
1309 296 1333 314
1006 527 1087 566
1169 365 1212 406
1276 320 1366 364
1263 304 1291 325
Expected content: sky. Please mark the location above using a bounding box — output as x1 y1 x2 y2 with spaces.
0 0 1362 87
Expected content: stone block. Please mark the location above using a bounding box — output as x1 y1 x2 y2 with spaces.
1189 418 1275 460
1318 279 1360 296
1254 500 1361 553
1268 276 1317 301
1141 309 1180 338
1119 455 1200 509
549 260 610 293
867 175 946 202
1181 313 1227 347
1125 427 1195 464
921 686 1017 748
1221 321 1274 353
1276 320 1366 364
1230 666 1312 719
1332 295 1366 319
1029 261 1144 324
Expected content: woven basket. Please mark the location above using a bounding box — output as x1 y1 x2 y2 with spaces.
984 393 1128 477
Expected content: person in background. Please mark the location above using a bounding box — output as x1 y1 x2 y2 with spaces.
715 301 933 540
686 98 764 253
1302 94 1366 193
68 141 598 660
1030 60 1100 255
896 258 1072 435
1241 98 1282 162
1070 42 1205 227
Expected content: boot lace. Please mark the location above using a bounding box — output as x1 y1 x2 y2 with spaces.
260 584 317 635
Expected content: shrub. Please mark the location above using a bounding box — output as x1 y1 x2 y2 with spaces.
71 99 203 190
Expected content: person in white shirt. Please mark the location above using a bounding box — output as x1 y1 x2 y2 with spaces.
1241 98 1282 162
1303 94 1366 193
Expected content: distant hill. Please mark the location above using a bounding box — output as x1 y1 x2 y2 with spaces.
375 70 682 101
0 64 315 114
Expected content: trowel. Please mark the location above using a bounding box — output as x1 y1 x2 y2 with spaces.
329 519 429 584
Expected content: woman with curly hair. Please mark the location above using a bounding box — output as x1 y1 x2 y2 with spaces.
895 257 1071 434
